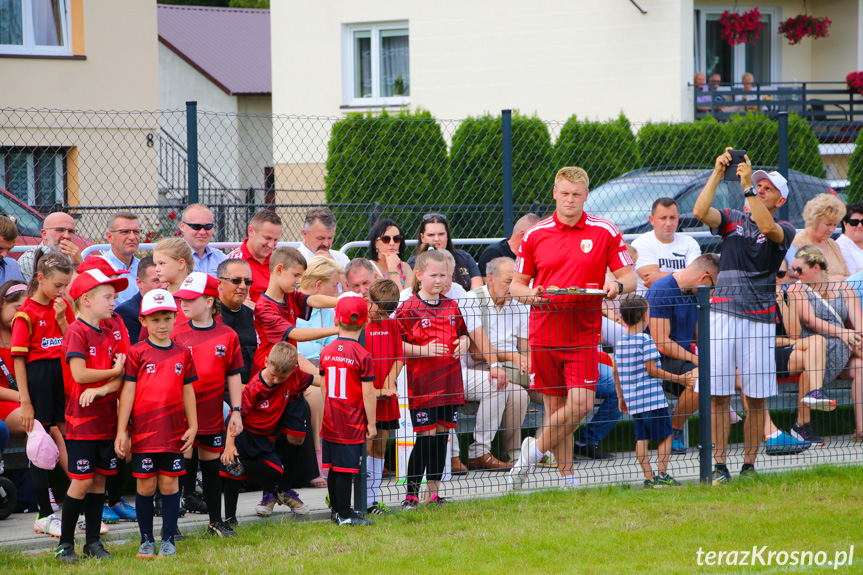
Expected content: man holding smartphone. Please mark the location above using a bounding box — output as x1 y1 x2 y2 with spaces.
693 147 795 484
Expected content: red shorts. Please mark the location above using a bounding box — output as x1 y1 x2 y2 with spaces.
0 400 18 421
530 347 599 396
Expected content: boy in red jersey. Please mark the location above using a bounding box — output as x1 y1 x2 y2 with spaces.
54 269 129 563
363 279 402 515
115 289 197 559
220 342 315 523
320 294 376 526
173 272 244 538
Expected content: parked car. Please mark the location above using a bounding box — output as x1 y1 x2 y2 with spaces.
587 167 835 251
0 186 92 258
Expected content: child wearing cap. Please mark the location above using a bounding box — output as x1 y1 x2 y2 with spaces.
173 272 244 538
319 293 377 526
220 342 315 522
54 269 130 563
115 289 198 559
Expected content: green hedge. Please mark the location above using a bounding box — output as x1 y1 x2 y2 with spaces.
324 109 449 245
726 112 824 178
637 115 728 168
848 136 863 203
552 113 640 189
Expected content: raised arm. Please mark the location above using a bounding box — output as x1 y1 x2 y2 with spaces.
693 148 730 230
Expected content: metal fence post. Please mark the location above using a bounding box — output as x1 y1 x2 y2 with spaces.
186 100 199 205
501 109 514 238
697 286 712 484
776 111 789 222
355 454 368 514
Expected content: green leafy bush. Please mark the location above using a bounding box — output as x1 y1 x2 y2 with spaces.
552 113 640 189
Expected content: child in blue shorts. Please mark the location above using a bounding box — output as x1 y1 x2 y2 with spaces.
614 294 698 488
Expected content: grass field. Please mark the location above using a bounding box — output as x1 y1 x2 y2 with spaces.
2 465 861 574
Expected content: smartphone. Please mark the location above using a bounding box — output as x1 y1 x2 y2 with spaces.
723 149 747 182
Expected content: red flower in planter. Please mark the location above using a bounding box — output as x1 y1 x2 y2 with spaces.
719 8 765 46
778 14 831 45
847 72 863 96
168 211 177 220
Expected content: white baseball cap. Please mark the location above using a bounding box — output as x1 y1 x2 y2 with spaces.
751 170 789 199
140 288 177 316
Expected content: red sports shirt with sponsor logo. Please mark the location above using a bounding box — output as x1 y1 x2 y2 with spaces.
394 294 467 410
515 211 633 348
226 239 270 303
251 292 311 374
10 297 76 362
364 317 403 422
124 340 197 453
172 321 244 435
319 338 376 444
62 319 122 440
241 367 313 436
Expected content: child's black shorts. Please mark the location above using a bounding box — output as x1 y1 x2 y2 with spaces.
194 434 224 453
410 404 457 433
321 439 363 474
132 452 186 479
219 430 283 481
66 439 118 480
26 358 65 427
276 396 308 439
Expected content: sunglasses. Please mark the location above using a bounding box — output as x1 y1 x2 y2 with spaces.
379 234 404 244
183 222 215 231
219 277 254 286
790 266 804 275
422 213 446 222
776 270 788 278
847 218 863 228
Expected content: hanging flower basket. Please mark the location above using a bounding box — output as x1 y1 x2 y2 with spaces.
719 8 765 46
847 72 863 96
778 14 831 45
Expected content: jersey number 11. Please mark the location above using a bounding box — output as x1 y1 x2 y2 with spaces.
327 367 348 400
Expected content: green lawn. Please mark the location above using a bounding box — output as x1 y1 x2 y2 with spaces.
3 465 862 574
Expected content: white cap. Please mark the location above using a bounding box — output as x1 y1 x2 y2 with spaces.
751 170 789 199
140 288 177 316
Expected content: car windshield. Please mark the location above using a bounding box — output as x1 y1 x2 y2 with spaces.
0 193 42 236
588 180 687 230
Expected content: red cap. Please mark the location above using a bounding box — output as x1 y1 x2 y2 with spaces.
69 269 129 301
335 293 368 326
78 254 130 276
173 272 219 300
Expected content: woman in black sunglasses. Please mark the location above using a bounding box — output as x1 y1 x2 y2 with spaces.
368 219 412 289
408 213 482 291
837 202 863 276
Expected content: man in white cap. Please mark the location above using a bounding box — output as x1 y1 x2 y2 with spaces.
693 148 795 484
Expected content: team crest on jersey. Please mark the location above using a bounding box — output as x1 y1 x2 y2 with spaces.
338 345 343 352
113 330 122 341
755 233 766 244
735 224 744 235
449 317 456 325
172 459 182 471
215 345 226 357
88 346 96 356
580 239 593 253
141 457 154 471
146 363 156 374
174 362 183 375
415 411 429 424
260 400 269 410
421 318 431 328
109 458 117 469
76 459 89 473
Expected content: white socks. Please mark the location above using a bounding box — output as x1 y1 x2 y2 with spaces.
562 474 579 488
367 456 384 505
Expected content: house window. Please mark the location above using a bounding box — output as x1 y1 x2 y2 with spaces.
0 0 71 56
343 22 409 107
694 7 779 86
0 148 66 212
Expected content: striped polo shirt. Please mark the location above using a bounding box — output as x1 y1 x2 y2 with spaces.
615 332 667 415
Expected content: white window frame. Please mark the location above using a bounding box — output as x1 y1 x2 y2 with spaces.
0 0 72 57
694 5 781 85
1 148 65 207
341 21 410 108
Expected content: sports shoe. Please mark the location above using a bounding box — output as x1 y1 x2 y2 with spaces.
536 450 557 468
207 521 237 538
653 472 681 488
712 468 731 486
643 478 655 488
801 389 837 412
508 436 538 490
82 540 113 560
110 497 137 521
102 504 120 524
425 494 447 506
34 514 62 537
158 540 177 558
791 422 826 447
278 489 310 515
367 502 391 515
401 495 419 511
55 542 78 563
739 465 757 479
573 443 614 460
224 516 239 528
182 492 208 515
764 430 811 456
335 511 373 526
671 429 687 454
77 516 109 535
136 540 156 559
255 491 279 517
49 488 59 512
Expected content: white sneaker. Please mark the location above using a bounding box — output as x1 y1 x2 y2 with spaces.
560 476 580 490
508 437 538 490
77 516 109 535
34 514 62 537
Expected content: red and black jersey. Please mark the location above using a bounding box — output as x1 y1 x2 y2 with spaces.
394 294 467 410
62 319 121 440
241 367 313 436
364 318 402 422
0 346 16 390
320 338 375 444
101 312 131 355
10 297 76 362
251 293 311 374
173 321 243 435
124 339 197 453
